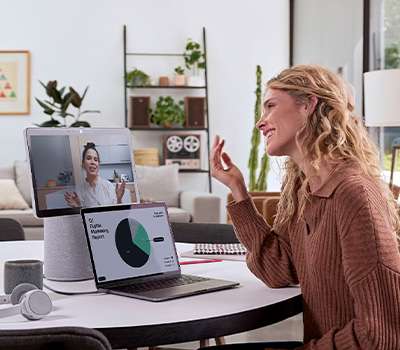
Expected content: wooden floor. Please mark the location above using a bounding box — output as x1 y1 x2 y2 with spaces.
134 314 303 350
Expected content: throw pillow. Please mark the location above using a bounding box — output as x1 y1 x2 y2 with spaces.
135 164 180 207
14 160 32 207
0 179 29 210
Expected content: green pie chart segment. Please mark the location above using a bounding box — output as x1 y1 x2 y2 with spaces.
115 218 151 268
132 223 151 255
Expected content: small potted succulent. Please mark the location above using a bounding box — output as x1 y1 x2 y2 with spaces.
150 96 185 128
174 66 186 86
184 39 205 86
126 68 151 87
35 80 100 127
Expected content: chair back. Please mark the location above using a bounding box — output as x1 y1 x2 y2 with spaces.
0 218 25 241
227 192 280 225
0 327 111 350
171 222 239 243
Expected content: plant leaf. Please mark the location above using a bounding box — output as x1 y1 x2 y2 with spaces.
35 97 53 110
80 110 100 115
44 109 55 116
70 120 91 127
45 80 62 103
69 87 82 108
59 87 66 98
39 80 47 90
81 86 89 101
38 119 61 127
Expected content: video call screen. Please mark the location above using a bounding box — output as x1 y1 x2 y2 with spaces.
26 128 139 217
82 204 179 283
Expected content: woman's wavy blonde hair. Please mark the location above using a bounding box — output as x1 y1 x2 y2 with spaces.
267 64 400 236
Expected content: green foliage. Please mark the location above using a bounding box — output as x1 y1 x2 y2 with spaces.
174 66 185 75
150 96 185 127
248 65 269 191
184 39 205 72
385 45 400 69
35 80 99 127
126 68 151 86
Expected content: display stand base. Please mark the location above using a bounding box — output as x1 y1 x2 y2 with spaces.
44 215 93 281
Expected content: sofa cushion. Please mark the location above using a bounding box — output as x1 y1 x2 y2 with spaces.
14 160 32 207
0 209 43 227
0 166 14 180
135 164 180 207
167 207 191 223
0 180 29 210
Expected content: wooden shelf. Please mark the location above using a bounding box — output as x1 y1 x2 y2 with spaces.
179 169 209 173
126 85 206 89
123 25 212 192
126 52 185 57
129 127 208 131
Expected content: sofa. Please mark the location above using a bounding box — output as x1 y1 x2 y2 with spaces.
0 162 221 240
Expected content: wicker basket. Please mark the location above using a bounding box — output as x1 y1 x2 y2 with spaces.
134 148 159 166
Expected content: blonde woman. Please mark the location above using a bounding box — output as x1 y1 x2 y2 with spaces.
209 65 400 350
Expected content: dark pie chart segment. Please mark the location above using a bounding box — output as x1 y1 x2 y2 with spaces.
115 218 151 268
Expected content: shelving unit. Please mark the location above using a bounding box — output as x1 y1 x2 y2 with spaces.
123 25 212 192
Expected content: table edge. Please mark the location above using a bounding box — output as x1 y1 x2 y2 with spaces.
97 294 303 348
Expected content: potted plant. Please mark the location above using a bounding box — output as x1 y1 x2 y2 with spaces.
35 80 100 127
126 68 151 87
228 65 274 224
150 96 185 128
174 66 186 86
184 39 206 86
248 65 269 191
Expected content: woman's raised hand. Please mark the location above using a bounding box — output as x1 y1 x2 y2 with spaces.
210 135 249 202
115 180 126 204
64 191 81 208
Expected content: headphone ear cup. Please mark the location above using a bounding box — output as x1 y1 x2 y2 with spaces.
10 283 38 305
20 290 52 320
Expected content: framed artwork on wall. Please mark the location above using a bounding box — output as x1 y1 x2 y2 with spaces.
0 50 30 115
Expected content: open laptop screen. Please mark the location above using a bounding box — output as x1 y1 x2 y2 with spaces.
81 203 180 284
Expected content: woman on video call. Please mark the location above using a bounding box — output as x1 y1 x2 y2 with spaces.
208 65 400 349
64 142 126 207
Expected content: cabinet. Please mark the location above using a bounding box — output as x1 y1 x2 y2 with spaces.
123 25 212 192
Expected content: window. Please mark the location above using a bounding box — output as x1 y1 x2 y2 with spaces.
369 0 400 182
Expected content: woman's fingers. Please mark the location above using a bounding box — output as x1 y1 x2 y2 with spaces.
221 152 232 169
212 139 225 168
212 135 220 149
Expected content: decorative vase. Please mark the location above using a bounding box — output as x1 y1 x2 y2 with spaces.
187 75 205 87
174 74 186 86
159 76 170 86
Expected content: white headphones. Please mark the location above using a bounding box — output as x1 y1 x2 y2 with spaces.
0 283 52 320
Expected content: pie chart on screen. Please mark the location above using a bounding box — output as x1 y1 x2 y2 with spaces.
115 218 151 268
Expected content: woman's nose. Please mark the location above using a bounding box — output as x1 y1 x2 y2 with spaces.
256 114 266 130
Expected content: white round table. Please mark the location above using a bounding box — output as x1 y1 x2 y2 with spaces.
0 241 302 348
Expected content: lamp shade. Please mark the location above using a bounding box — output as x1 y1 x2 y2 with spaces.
364 69 400 127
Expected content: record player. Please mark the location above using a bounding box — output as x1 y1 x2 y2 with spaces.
163 134 201 169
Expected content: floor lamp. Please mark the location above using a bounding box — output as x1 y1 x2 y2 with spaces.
364 69 400 190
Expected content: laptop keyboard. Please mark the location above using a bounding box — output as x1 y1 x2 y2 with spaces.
113 275 210 294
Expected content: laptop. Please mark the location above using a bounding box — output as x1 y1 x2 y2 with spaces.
81 202 239 302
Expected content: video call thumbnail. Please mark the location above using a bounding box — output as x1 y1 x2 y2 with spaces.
28 132 138 211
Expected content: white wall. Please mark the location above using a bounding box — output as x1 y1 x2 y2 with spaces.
293 0 364 114
1 0 289 219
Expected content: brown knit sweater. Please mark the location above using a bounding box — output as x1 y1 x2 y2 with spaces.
227 161 400 349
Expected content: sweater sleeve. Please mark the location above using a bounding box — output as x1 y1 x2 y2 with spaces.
299 181 400 350
227 198 299 287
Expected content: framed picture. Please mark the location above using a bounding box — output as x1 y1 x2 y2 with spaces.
0 50 30 115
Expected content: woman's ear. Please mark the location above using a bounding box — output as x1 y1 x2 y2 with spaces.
307 96 318 115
